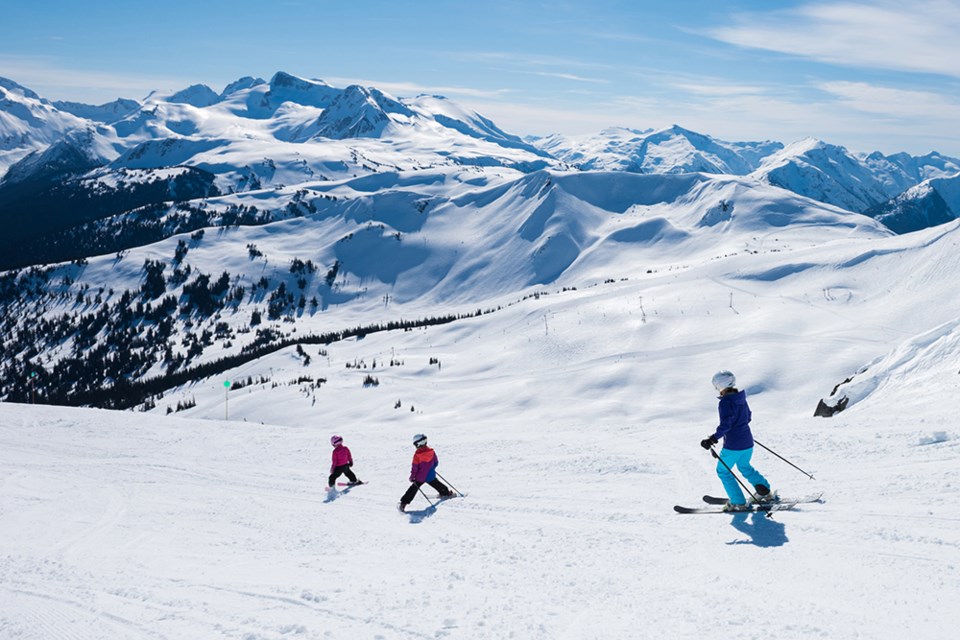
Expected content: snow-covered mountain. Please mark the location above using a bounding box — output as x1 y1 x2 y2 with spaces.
881 150 960 183
752 138 905 213
0 72 556 268
532 126 960 222
531 125 783 175
51 97 141 124
0 78 90 176
4 70 960 263
865 173 960 233
0 126 122 186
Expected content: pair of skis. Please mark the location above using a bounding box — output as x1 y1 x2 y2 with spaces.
674 492 823 514
397 492 463 513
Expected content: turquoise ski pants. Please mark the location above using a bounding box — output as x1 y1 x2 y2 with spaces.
716 447 769 505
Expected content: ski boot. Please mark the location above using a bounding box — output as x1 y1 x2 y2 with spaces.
751 485 778 504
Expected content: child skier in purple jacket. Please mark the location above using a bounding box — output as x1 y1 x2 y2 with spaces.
398 434 454 511
327 435 362 490
700 371 774 511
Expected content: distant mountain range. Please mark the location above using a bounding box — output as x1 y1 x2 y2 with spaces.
3 71 960 270
530 127 960 232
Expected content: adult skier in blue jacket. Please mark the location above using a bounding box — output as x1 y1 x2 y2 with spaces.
700 370 773 512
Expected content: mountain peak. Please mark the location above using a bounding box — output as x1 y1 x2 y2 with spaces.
220 76 266 98
52 98 141 124
784 137 835 154
266 72 339 109
166 84 221 108
269 71 331 90
0 77 41 101
310 84 413 140
607 126 651 134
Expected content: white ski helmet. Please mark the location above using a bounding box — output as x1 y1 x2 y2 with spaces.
412 433 428 447
330 435 343 446
711 370 737 392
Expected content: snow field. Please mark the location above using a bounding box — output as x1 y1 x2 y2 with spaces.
2 383 959 640
5 241 960 638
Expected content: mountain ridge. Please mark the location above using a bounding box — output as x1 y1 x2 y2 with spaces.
4 71 960 236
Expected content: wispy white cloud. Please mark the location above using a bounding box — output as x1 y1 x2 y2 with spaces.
453 50 615 73
0 56 197 103
670 82 770 98
462 98 629 137
341 51 614 95
526 71 610 84
324 76 512 100
819 81 960 119
709 1 960 77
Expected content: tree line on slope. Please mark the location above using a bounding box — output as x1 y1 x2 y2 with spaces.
0 257 485 410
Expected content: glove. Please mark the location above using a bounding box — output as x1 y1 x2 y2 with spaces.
700 436 718 450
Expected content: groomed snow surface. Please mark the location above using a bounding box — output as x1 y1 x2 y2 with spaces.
2 393 958 639
4 219 960 638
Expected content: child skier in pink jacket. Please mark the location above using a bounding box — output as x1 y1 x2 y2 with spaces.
328 435 362 490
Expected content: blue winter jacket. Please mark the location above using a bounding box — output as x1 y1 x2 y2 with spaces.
711 390 754 451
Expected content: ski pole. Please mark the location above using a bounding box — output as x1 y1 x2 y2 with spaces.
417 485 436 508
754 439 815 480
435 472 462 497
710 447 773 519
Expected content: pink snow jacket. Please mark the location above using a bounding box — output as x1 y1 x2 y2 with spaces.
331 444 353 472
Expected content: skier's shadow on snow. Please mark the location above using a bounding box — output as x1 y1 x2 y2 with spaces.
726 512 789 547
323 487 355 504
404 505 439 524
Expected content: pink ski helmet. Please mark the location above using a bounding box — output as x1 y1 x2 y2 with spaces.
330 435 343 446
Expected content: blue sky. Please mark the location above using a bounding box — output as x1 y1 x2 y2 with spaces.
2 0 959 155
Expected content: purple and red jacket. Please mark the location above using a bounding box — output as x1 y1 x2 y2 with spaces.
331 444 353 473
409 445 439 483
